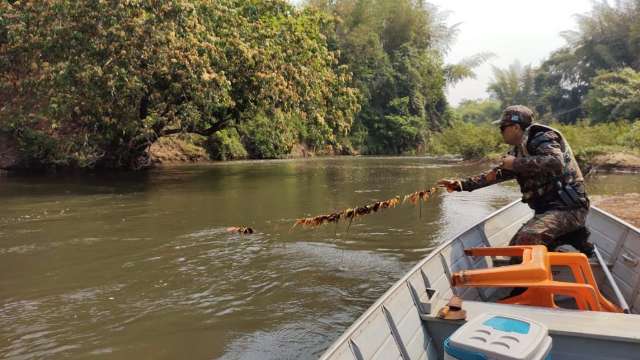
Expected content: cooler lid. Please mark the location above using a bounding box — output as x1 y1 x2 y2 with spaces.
446 313 550 360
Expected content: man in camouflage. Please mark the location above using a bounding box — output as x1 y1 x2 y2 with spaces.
438 105 593 255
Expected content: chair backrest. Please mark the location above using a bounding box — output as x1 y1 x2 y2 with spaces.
452 245 623 313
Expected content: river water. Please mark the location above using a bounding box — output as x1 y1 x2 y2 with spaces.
1 157 639 359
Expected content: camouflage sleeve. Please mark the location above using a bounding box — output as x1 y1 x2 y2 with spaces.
512 131 563 177
459 166 516 192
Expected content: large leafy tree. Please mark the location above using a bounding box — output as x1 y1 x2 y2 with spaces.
585 67 640 122
531 48 588 122
307 0 471 154
0 0 358 169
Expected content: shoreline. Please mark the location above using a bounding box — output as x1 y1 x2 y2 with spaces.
153 153 640 176
148 151 640 174
3 138 640 174
583 153 640 174
148 135 640 174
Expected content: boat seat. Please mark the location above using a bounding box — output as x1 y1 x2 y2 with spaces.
451 245 622 313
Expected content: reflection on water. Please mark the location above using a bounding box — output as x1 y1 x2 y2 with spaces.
0 157 636 359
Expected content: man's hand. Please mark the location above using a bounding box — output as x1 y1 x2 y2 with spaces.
437 179 461 192
501 155 516 170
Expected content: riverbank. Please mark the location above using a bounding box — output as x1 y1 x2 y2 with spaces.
148 135 326 165
586 153 640 174
148 137 640 175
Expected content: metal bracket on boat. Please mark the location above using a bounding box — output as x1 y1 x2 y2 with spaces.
622 253 639 267
382 305 411 360
439 252 460 297
348 339 364 360
407 281 437 315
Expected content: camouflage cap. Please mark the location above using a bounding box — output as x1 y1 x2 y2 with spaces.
493 105 534 127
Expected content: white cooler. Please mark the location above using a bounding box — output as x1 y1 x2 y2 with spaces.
444 313 552 360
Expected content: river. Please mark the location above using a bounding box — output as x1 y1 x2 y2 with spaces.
1 157 639 359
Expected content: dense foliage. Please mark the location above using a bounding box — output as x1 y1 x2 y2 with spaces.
585 68 640 122
0 0 358 169
307 0 466 154
427 120 505 160
3 0 637 170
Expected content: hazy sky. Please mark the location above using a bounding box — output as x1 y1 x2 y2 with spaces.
427 0 594 105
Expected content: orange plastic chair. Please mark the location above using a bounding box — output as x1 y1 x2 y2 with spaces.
451 245 622 313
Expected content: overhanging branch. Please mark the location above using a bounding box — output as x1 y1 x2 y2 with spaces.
189 120 230 136
156 120 229 138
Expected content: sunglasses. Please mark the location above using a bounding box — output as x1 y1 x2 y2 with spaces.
500 123 516 132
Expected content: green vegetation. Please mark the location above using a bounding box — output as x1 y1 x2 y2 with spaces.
453 99 502 124
554 121 640 165
239 112 297 159
2 0 489 170
0 0 358 169
308 0 454 154
585 68 640 123
427 120 506 160
429 119 640 163
307 0 491 155
206 129 248 161
1 0 638 170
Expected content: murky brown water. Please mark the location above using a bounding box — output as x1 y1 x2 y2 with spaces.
1 157 638 359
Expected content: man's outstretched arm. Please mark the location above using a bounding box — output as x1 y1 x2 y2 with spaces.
459 166 516 191
438 165 516 192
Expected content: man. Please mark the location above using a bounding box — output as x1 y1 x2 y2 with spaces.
438 105 593 255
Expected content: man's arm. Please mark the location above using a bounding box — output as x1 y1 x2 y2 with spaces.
512 131 563 177
459 166 516 192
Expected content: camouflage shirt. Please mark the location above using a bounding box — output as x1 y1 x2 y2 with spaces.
460 124 588 212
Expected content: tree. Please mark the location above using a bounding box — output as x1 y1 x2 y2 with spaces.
487 61 536 110
454 99 502 124
444 52 495 85
532 48 588 123
307 0 464 154
0 0 358 169
585 68 640 122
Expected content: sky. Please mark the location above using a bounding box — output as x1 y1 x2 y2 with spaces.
425 0 594 105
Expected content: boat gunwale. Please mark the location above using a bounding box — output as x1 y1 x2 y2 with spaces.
319 199 525 359
591 205 640 235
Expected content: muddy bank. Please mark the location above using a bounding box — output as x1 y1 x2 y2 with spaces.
586 153 640 174
148 137 331 165
592 193 640 228
148 137 210 164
